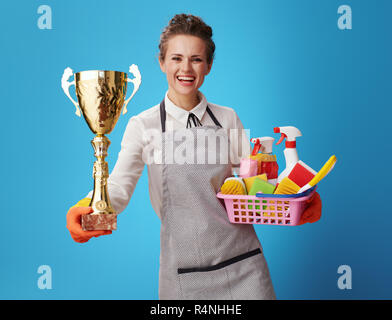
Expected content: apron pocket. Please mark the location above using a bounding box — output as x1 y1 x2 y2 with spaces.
177 248 262 300
225 249 276 300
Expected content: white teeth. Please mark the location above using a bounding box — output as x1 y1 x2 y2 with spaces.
177 76 195 81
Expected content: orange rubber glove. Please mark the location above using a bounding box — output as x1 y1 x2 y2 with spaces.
299 191 322 225
66 199 112 243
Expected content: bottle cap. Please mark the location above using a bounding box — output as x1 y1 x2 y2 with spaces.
259 137 275 154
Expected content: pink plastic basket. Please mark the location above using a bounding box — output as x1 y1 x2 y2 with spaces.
216 188 316 226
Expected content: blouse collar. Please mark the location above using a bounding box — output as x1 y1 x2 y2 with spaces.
164 91 208 126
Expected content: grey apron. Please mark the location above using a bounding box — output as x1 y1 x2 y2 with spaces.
158 100 276 300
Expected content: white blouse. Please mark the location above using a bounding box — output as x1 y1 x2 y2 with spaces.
86 91 251 219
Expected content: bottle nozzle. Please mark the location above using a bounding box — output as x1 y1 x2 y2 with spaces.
273 127 286 145
273 126 302 147
276 133 287 145
251 137 275 154
250 138 261 155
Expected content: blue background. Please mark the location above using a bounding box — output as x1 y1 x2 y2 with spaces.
0 0 390 299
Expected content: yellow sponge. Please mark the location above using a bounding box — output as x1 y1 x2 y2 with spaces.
274 177 300 194
243 174 267 193
72 197 91 208
220 177 246 195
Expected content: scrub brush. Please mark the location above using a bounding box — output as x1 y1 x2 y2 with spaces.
220 177 247 195
274 177 300 194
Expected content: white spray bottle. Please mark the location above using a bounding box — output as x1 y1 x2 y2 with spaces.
274 126 302 183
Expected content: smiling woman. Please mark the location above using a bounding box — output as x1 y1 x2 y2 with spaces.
158 14 215 111
66 13 277 300
159 34 212 110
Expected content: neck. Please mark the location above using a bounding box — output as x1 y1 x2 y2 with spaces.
167 89 200 111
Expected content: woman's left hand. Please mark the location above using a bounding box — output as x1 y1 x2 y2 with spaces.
300 191 322 225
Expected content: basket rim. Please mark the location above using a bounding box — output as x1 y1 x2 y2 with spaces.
216 187 316 201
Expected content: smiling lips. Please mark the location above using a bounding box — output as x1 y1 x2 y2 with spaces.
177 75 195 86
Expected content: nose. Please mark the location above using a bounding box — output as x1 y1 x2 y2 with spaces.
180 58 192 73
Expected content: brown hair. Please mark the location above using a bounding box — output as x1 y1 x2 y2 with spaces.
159 14 215 64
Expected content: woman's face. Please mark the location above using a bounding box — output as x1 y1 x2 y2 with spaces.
159 34 212 100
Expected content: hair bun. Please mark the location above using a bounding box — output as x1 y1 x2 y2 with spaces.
159 14 215 64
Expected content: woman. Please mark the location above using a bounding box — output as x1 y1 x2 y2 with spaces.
66 14 321 299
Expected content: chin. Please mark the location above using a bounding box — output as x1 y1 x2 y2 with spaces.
174 85 199 97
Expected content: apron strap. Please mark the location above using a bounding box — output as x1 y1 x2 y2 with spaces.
206 105 222 128
160 99 222 133
160 99 167 133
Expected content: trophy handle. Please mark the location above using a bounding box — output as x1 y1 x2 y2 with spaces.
123 64 142 115
61 67 81 117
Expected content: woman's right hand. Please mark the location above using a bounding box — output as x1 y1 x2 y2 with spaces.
66 206 112 243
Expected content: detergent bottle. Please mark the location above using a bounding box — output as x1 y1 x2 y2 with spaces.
274 126 302 183
249 137 279 185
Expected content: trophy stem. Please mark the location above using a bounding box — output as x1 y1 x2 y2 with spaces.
81 134 117 231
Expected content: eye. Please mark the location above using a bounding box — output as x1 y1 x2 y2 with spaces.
192 57 203 62
171 56 181 61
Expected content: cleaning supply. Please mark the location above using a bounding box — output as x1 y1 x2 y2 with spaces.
72 197 92 208
287 160 317 188
239 158 258 178
249 137 279 185
297 155 337 193
220 177 247 195
273 126 302 183
274 177 300 194
243 173 267 193
248 178 276 195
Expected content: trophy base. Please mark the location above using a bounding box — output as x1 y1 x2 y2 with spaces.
81 213 117 231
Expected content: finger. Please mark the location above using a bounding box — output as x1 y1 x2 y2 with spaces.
72 226 112 238
69 230 89 241
72 231 110 242
302 193 322 224
309 196 322 223
88 230 112 237
70 223 110 238
306 191 317 204
67 206 93 223
67 209 93 234
69 219 112 238
69 232 90 243
314 192 322 208
67 207 92 229
299 209 311 225
66 207 113 239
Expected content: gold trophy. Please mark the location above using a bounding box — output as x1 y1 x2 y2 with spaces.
61 65 141 230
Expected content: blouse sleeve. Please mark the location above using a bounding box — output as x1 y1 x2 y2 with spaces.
85 116 145 214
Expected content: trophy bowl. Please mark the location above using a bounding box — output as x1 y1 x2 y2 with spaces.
75 70 127 135
62 65 141 230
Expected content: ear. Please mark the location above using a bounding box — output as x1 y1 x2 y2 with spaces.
159 57 166 73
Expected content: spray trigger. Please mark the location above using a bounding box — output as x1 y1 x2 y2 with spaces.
276 133 287 145
251 138 261 156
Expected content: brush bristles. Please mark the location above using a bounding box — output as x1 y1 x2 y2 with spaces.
221 180 246 195
274 177 300 194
